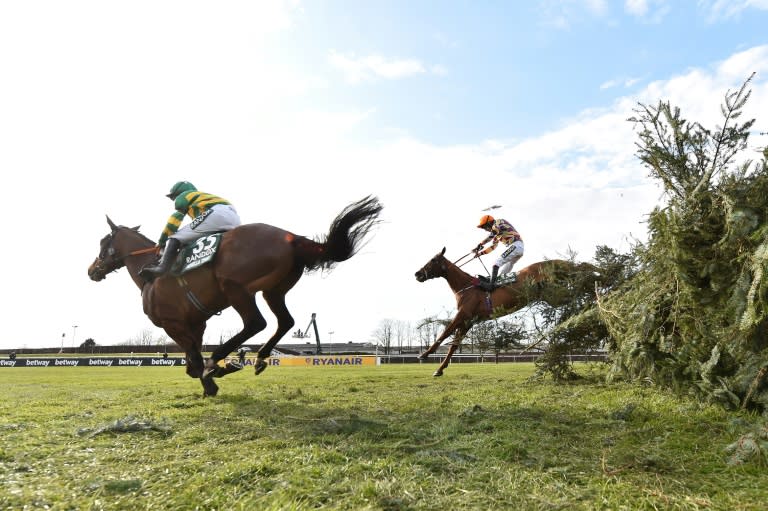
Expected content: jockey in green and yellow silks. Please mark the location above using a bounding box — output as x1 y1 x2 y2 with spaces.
139 181 241 280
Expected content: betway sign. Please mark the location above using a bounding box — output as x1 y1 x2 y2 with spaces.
0 357 186 367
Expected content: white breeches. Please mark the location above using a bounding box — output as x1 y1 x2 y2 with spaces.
494 240 524 274
171 204 241 244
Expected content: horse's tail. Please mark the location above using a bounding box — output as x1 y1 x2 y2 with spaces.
297 195 383 272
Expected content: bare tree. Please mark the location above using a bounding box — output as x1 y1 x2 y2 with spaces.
394 320 410 354
122 329 170 349
416 315 451 351
372 319 395 355
122 328 155 347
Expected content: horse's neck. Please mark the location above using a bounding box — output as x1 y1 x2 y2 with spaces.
119 233 157 289
443 262 473 292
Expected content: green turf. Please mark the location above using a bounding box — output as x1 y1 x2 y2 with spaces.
0 363 765 510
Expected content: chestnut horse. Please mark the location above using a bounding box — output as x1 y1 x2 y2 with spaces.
414 247 599 376
88 196 383 396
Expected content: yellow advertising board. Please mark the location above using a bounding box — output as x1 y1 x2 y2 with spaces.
224 355 379 368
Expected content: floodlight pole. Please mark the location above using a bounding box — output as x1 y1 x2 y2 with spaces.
304 313 321 355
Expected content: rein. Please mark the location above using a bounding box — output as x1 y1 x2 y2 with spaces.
453 251 477 268
450 252 486 294
127 246 159 257
113 245 159 262
476 257 490 275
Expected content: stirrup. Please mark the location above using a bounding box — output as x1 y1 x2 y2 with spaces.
140 264 162 275
138 265 164 281
476 281 493 292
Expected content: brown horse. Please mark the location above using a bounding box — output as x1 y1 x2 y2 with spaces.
88 195 383 396
414 247 598 376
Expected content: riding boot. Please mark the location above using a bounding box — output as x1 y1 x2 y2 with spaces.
489 265 499 288
139 238 181 280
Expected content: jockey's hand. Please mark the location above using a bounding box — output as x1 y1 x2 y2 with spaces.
475 243 484 255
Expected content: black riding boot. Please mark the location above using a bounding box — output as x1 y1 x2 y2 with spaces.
489 265 499 288
139 238 181 280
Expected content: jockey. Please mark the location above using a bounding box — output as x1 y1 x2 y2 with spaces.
139 181 241 280
474 214 524 291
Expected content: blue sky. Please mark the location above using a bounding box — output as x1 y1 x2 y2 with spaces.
1 1 767 350
275 1 768 144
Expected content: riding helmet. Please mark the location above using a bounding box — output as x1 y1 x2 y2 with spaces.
166 181 197 199
477 214 495 228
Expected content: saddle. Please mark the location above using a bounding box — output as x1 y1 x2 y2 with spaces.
474 272 517 291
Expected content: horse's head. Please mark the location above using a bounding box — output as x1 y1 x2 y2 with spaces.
87 216 145 281
415 247 448 282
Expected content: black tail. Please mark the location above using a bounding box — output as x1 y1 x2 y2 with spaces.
300 195 383 272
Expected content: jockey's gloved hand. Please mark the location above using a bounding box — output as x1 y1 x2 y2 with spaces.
475 243 484 253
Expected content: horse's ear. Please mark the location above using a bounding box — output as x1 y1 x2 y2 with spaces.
131 225 140 231
106 215 118 232
440 247 446 256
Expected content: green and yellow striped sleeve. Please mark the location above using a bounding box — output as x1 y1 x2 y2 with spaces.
157 211 185 247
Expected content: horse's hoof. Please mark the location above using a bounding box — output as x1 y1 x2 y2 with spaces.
202 381 219 398
202 358 218 379
433 369 443 377
254 358 268 375
417 352 428 361
224 361 243 372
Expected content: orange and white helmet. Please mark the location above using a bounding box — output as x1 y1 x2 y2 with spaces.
477 215 494 228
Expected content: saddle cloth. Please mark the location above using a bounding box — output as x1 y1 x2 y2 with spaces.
170 233 223 275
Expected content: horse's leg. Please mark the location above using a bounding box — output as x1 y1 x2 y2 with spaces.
433 327 467 377
166 324 219 397
185 350 204 378
253 289 296 375
185 349 220 396
417 314 467 360
203 286 267 378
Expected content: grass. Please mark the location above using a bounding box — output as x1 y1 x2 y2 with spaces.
0 362 766 510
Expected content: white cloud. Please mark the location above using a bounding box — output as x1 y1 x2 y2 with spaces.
600 76 644 90
328 51 438 84
585 0 609 15
700 0 768 21
625 0 649 16
626 0 671 22
600 79 619 90
539 0 610 28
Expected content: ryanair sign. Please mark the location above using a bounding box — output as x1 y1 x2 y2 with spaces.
225 355 379 368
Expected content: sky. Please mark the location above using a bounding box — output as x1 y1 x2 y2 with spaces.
2 0 768 350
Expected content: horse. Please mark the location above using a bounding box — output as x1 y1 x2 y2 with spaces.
88 195 383 397
414 247 599 376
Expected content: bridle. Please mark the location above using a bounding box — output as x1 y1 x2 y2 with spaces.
417 257 447 281
90 231 158 278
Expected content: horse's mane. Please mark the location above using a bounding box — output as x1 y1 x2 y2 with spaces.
117 224 156 246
